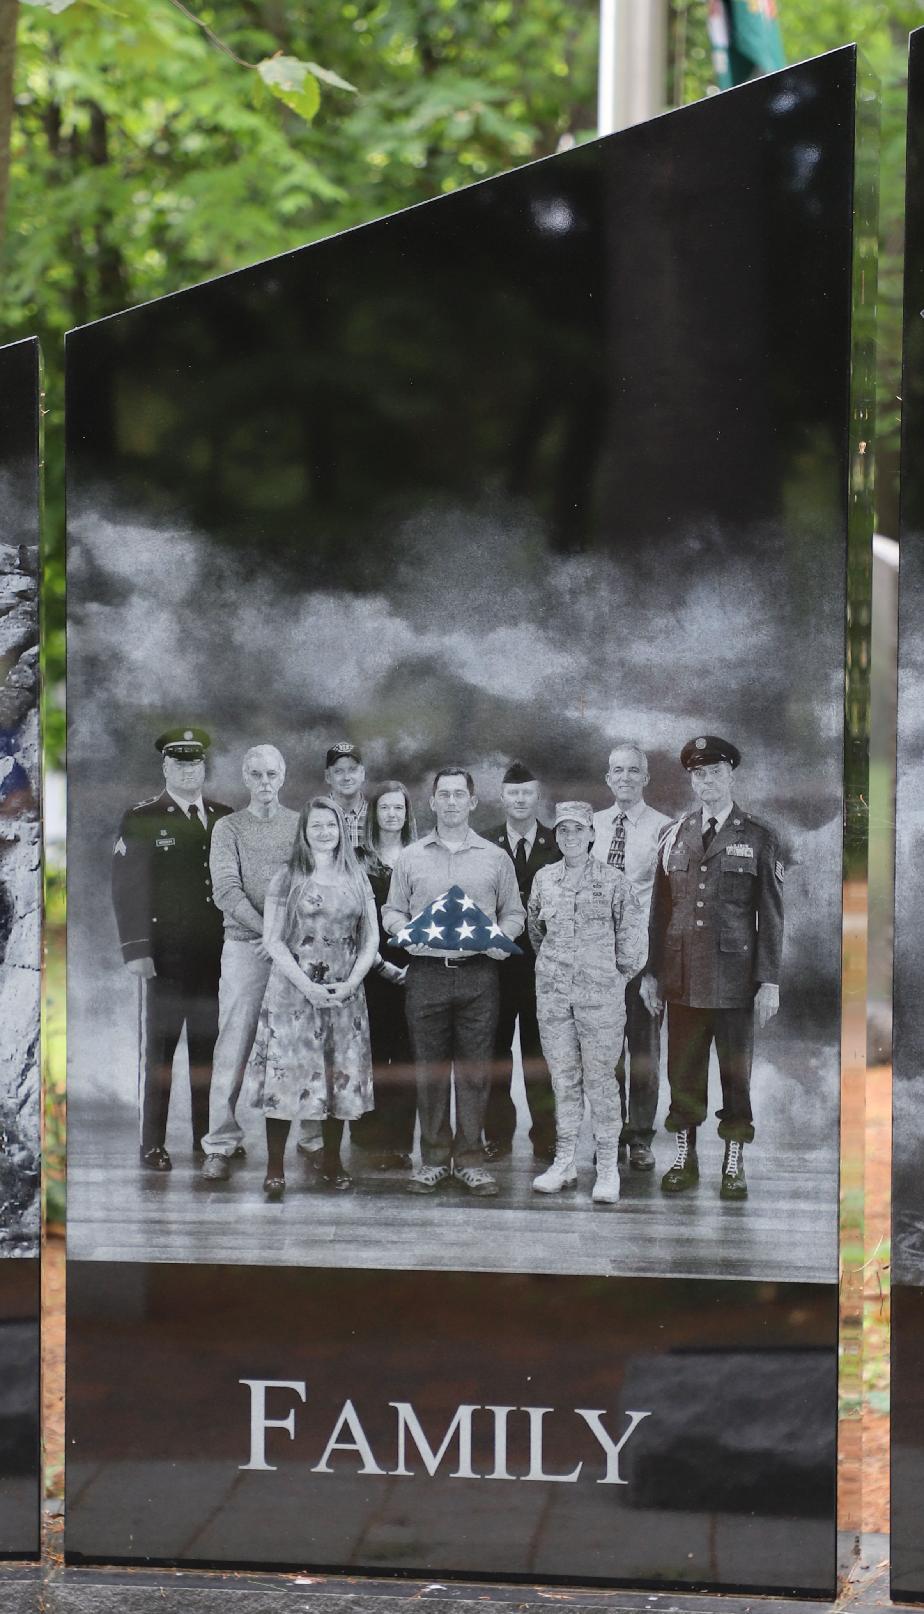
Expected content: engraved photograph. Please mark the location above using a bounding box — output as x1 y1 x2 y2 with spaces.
66 73 856 1285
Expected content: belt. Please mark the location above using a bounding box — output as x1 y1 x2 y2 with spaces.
412 953 482 969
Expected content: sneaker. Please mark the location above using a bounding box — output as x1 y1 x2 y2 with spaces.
453 1164 499 1197
139 1145 171 1173
660 1129 699 1193
532 1159 578 1194
720 1140 748 1200
407 1164 452 1195
592 1165 621 1205
201 1154 230 1182
629 1142 655 1172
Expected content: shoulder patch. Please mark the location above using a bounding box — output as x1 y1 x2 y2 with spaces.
775 858 785 882
113 836 127 857
131 794 162 812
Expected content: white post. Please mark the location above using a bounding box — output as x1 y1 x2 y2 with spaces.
597 0 669 136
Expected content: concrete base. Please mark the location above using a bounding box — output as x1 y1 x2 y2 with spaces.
0 1535 887 1614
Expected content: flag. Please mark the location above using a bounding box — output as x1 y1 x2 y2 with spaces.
708 0 785 91
388 884 522 957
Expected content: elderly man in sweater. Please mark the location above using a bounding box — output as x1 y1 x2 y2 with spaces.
200 744 299 1181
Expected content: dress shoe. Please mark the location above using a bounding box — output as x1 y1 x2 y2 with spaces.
140 1145 172 1173
720 1140 748 1200
263 1175 285 1202
483 1140 512 1163
660 1129 699 1193
629 1142 656 1172
201 1154 230 1182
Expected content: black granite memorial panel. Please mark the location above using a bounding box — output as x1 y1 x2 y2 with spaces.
65 48 872 1593
0 337 42 1559
892 22 924 1604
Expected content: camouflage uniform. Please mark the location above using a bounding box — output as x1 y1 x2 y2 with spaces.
527 858 647 1166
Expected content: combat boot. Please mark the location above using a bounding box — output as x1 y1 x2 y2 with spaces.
660 1128 699 1193
533 1143 578 1194
720 1139 748 1200
592 1144 621 1205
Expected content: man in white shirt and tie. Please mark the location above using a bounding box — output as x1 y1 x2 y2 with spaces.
591 742 671 1170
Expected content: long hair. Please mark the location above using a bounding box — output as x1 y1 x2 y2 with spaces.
283 795 364 938
363 779 417 856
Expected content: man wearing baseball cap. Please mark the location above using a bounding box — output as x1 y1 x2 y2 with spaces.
325 742 367 848
111 727 232 1171
640 736 784 1201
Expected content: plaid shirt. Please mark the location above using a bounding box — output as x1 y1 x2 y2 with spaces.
342 798 368 848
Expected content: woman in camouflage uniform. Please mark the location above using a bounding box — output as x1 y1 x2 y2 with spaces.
528 802 646 1205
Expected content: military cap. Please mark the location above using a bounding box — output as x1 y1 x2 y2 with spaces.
502 761 537 785
680 735 741 771
155 726 211 761
553 800 594 830
326 741 362 767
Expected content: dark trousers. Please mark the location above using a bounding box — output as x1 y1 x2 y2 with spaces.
664 1002 755 1144
484 952 556 1152
405 956 499 1168
141 971 219 1153
352 972 417 1154
615 971 661 1145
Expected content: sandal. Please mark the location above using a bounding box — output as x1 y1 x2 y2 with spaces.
321 1165 352 1191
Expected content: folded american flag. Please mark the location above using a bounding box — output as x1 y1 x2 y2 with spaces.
388 883 522 956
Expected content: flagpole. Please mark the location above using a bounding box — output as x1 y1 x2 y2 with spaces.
597 0 669 136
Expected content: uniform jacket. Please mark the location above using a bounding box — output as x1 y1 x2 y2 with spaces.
111 790 232 976
486 820 561 959
527 857 647 1006
647 803 784 1009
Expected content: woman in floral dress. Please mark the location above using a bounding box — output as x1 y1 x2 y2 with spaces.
248 795 378 1198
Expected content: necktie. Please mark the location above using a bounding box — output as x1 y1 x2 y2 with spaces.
187 804 203 829
607 812 626 871
703 816 718 850
513 835 529 890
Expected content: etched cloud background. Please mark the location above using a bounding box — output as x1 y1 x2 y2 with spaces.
68 491 844 1152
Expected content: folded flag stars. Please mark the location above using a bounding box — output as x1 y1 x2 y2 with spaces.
389 884 522 956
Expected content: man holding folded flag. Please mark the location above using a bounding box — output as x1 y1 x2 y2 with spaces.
383 765 525 1198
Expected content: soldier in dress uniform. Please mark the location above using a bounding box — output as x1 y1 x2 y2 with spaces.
111 727 232 1171
483 761 561 1164
640 736 783 1201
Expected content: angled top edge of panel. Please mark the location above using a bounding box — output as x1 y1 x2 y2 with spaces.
64 44 858 345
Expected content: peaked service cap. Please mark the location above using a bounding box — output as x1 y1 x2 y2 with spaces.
680 735 741 770
502 761 537 785
155 727 211 760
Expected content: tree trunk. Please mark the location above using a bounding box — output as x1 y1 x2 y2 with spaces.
0 0 19 251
